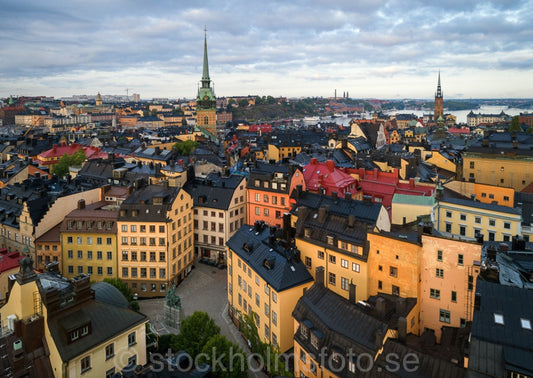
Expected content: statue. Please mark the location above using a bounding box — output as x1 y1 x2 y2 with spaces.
165 284 181 309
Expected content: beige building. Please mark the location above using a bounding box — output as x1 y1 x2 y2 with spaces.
185 173 247 264
117 183 194 297
0 258 147 378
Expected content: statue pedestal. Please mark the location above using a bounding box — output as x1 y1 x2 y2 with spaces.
164 304 182 330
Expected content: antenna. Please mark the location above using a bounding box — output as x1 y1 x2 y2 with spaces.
125 88 129 101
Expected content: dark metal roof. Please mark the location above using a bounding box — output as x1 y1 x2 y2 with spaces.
226 224 313 292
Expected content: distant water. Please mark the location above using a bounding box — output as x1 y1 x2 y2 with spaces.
385 106 533 124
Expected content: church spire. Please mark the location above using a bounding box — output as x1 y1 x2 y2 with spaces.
201 26 210 88
435 70 442 98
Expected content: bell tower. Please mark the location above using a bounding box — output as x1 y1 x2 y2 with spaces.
434 71 443 120
195 27 217 141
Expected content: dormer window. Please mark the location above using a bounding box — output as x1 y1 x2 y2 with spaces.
494 313 504 325
301 324 309 339
304 228 311 238
521 318 531 330
327 235 334 245
81 325 89 336
71 330 79 341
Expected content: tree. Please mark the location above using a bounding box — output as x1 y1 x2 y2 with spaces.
173 139 198 156
509 116 522 132
238 99 249 108
174 311 221 356
199 335 248 378
158 334 180 354
52 149 87 178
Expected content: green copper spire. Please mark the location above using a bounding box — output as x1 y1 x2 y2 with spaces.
201 26 210 88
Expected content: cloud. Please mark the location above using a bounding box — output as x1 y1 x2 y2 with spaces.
0 0 532 98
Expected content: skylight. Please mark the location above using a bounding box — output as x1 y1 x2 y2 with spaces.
494 313 504 325
520 318 532 330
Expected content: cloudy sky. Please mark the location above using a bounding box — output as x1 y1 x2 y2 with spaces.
1 0 532 100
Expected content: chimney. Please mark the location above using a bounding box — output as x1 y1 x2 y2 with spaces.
78 199 85 210
345 192 352 201
376 297 386 319
409 177 415 189
474 292 481 310
326 160 335 172
397 317 407 342
375 328 384 349
310 158 318 165
349 282 356 303
315 266 325 287
348 215 355 228
373 168 378 180
395 297 406 314
72 274 92 302
294 184 303 200
331 191 337 199
283 213 291 241
318 205 329 223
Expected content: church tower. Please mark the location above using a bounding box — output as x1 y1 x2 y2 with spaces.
196 28 217 140
434 72 443 120
95 92 103 107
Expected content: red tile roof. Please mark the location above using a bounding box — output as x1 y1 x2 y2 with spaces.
303 159 358 197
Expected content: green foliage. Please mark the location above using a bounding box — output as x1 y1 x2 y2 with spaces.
199 335 248 378
172 107 184 115
52 149 87 178
174 311 221 356
240 312 292 376
238 99 249 108
509 116 522 132
158 333 180 354
173 139 198 156
527 127 533 133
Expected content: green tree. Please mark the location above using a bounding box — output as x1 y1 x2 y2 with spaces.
52 149 87 178
509 116 522 132
158 333 180 354
199 335 248 378
238 99 249 108
173 140 199 156
174 311 221 356
240 312 291 376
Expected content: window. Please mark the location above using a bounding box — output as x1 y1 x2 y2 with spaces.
105 343 114 360
255 193 260 202
503 196 510 201
128 332 136 346
300 349 306 363
489 219 496 227
128 355 137 367
436 268 444 278
503 222 511 230
392 285 400 296
437 250 442 261
458 254 464 265
107 267 112 275
329 255 336 264
272 292 277 303
67 236 73 244
97 251 103 260
341 259 348 268
68 250 73 259
445 223 452 233
378 280 382 290
305 256 312 269
97 267 103 275
446 211 452 218
440 309 451 323
390 266 398 277
494 313 504 325
71 330 79 341
86 237 92 245
430 288 440 299
352 262 360 272
122 267 128 277
475 216 481 224
107 251 112 260
451 291 457 302
264 208 269 216
460 214 466 221
520 318 532 330
81 356 91 373
255 207 260 215
328 272 336 285
106 368 115 378
341 277 349 291
78 266 83 274
77 250 83 259
263 194 269 203
469 161 474 168
272 311 277 326
317 251 324 260
106 237 112 245
459 226 466 236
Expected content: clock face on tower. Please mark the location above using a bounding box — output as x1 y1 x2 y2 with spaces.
203 95 209 101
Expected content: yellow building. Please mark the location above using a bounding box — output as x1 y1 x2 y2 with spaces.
60 200 118 280
462 151 533 191
391 194 435 226
0 258 147 378
444 180 514 208
226 222 313 353
117 183 194 297
267 143 302 162
292 191 391 303
434 188 522 242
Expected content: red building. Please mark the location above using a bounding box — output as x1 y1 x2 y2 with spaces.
302 159 361 199
34 143 109 167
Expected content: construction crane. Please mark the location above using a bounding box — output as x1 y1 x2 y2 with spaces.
23 116 41 137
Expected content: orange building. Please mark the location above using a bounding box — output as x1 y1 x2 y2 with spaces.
419 233 481 341
247 163 306 227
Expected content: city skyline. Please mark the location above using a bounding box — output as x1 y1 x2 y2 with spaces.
1 0 532 100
